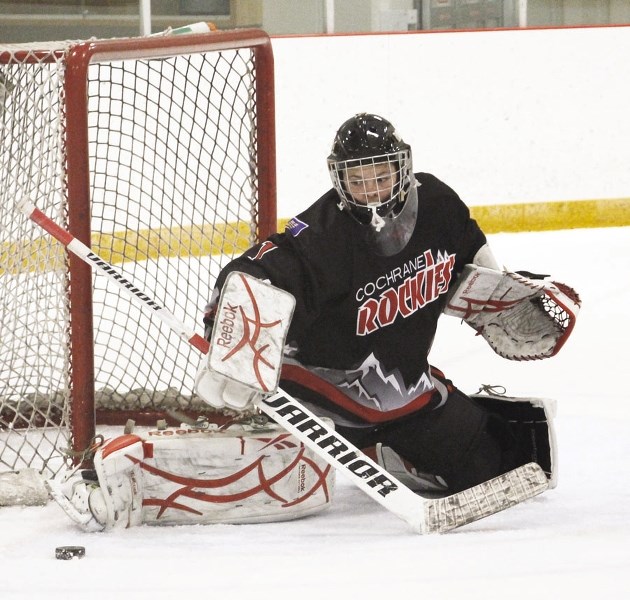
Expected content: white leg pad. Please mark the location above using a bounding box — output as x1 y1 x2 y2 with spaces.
138 423 334 525
49 421 335 530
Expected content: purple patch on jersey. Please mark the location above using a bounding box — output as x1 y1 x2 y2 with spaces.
286 217 309 237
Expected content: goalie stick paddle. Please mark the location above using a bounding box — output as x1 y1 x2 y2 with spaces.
19 198 549 534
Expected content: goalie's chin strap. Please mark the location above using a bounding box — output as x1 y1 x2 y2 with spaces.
369 207 386 232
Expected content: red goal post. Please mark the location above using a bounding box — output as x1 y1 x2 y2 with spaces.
0 28 277 481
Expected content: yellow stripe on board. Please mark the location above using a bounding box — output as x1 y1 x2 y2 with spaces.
277 197 630 235
470 197 630 234
0 237 67 276
93 221 255 264
2 198 628 275
0 221 256 276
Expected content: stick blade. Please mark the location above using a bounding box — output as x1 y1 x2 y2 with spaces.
424 462 548 534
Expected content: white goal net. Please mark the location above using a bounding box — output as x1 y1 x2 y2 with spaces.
0 28 276 488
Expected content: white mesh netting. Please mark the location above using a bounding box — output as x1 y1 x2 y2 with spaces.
0 32 270 480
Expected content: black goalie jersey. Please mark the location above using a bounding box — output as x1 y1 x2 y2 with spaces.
212 173 486 427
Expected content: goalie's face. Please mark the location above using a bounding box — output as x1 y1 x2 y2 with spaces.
345 161 398 206
327 113 417 256
330 152 411 230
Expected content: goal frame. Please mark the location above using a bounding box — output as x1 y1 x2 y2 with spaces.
4 29 277 464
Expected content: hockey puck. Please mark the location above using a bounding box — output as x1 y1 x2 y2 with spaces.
55 546 86 560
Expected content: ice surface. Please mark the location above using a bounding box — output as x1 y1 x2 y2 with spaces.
1 227 628 599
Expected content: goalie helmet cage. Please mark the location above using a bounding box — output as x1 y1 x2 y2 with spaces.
0 29 276 480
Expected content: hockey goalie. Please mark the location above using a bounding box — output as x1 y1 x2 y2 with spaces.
191 114 579 499
48 113 580 532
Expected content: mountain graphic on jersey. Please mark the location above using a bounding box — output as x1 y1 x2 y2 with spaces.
312 352 434 413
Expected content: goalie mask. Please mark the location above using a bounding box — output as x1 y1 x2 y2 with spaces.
328 113 418 256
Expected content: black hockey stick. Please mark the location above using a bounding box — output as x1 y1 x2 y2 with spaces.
19 198 548 533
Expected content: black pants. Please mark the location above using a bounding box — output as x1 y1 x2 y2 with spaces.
336 388 519 493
